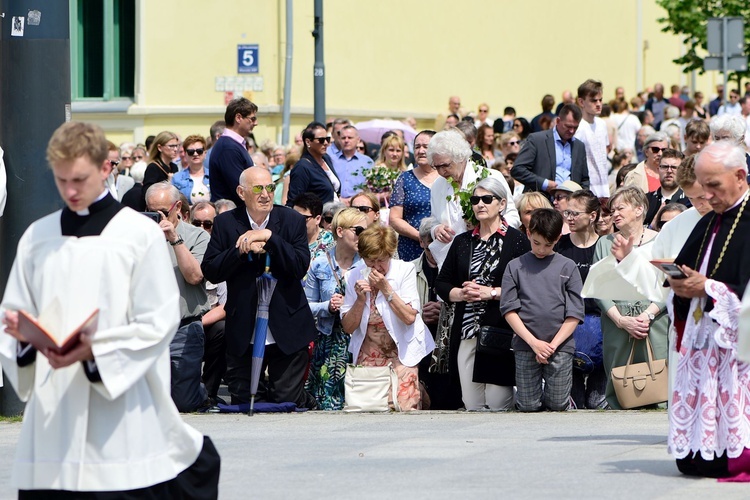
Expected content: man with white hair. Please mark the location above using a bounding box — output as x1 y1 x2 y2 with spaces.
146 182 210 412
667 141 750 479
427 129 519 268
710 113 750 174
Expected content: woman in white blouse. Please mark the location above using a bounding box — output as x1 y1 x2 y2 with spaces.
341 225 435 410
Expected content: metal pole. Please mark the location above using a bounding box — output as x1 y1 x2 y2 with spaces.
0 0 71 416
281 0 293 145
722 17 728 103
312 0 325 124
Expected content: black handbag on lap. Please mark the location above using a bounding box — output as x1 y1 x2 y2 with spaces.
476 325 514 356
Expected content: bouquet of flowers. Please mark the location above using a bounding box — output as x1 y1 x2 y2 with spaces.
445 162 490 226
354 165 401 194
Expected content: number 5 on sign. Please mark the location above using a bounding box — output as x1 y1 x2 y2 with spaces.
238 44 259 74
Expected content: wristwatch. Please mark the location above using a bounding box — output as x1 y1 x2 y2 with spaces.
385 290 395 302
490 288 498 300
645 312 655 321
170 236 185 246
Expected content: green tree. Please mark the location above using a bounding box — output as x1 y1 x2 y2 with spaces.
657 0 750 82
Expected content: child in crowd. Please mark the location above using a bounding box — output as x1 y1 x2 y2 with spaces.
500 209 585 412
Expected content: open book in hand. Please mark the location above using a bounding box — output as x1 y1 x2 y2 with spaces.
17 304 99 355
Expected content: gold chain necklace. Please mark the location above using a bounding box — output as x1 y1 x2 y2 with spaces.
691 194 748 322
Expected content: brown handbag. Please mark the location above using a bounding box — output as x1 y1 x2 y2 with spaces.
610 337 667 409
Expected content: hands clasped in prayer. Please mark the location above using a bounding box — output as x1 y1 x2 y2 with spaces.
456 280 496 302
236 228 271 254
354 268 392 301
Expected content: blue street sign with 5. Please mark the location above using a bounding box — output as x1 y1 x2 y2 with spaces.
238 44 259 74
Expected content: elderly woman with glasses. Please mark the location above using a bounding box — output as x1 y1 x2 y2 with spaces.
286 121 341 206
586 186 668 409
435 177 530 410
623 131 670 194
172 134 211 205
305 208 371 410
428 129 519 268
142 131 180 207
341 225 435 411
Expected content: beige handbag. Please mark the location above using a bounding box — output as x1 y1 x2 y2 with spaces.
610 337 667 409
344 363 401 412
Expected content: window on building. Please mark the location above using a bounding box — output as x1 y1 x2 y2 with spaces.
70 0 135 100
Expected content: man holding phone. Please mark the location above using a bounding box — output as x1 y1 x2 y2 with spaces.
146 182 211 412
667 141 750 480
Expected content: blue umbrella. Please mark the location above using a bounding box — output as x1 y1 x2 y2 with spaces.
249 254 277 415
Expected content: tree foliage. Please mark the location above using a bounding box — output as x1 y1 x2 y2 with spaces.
657 0 750 77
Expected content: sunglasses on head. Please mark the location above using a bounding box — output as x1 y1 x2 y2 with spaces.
249 184 276 194
186 148 205 156
469 195 498 205
353 205 375 213
649 146 667 154
349 226 366 236
192 220 214 229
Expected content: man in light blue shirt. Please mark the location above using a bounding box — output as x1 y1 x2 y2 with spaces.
552 125 573 186
330 125 373 203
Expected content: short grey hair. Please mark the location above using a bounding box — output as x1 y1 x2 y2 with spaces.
643 132 670 149
426 129 472 166
474 176 508 202
322 200 346 216
129 160 147 183
664 105 680 120
215 199 237 214
710 114 746 142
455 121 477 143
418 216 439 241
697 140 748 174
637 125 656 137
145 181 180 204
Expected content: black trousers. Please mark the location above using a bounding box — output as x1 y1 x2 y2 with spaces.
202 320 226 399
225 343 311 407
20 436 221 500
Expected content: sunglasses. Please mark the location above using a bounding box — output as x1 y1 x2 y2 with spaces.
192 220 214 229
479 108 489 113
186 148 205 156
323 215 333 223
352 205 375 214
250 184 276 194
133 155 144 161
154 199 180 219
470 195 498 205
553 193 570 201
300 214 314 221
507 141 520 146
312 137 331 144
348 226 366 236
649 146 667 154
110 160 120 167
357 146 367 151
121 156 132 161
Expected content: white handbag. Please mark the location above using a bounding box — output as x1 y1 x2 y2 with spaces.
343 363 401 412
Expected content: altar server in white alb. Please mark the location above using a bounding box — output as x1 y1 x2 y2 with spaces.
0 122 220 498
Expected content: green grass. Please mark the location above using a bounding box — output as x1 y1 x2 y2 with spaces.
0 414 23 423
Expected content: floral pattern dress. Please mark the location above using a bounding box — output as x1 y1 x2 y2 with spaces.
355 292 421 411
391 170 432 261
309 229 335 262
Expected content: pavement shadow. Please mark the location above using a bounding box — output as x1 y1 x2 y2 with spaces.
601 459 685 477
541 434 666 445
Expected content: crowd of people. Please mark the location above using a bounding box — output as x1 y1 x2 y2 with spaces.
3 77 750 495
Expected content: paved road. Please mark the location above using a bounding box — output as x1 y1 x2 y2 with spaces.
0 411 743 499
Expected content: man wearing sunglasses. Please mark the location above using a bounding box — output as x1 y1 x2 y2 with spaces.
511 103 589 194
202 167 317 409
146 182 211 413
104 140 134 201
209 97 257 207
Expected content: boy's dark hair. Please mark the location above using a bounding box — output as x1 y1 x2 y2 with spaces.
528 208 563 242
291 192 323 217
503 106 516 115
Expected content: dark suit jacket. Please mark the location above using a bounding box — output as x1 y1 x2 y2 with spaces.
208 136 254 206
511 129 589 193
434 227 530 386
286 151 340 206
644 187 689 227
201 205 316 356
